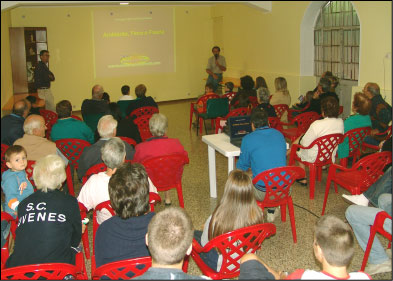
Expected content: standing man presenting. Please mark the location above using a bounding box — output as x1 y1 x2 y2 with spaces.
35 50 55 112
206 46 226 93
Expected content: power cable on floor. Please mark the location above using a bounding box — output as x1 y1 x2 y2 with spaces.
293 203 320 219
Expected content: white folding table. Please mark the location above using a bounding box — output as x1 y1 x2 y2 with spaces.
201 133 240 198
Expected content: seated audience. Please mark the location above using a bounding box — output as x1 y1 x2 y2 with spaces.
77 115 135 180
125 84 158 118
195 83 217 114
50 100 94 144
223 81 236 101
345 189 391 275
195 169 264 272
239 215 371 280
328 75 339 93
256 87 277 117
292 96 344 185
134 113 188 205
95 162 155 268
236 107 286 222
337 92 371 160
5 154 82 268
312 71 333 94
308 77 339 115
1 145 34 218
107 102 142 144
231 75 256 107
362 82 392 146
25 95 44 115
102 92 110 103
119 85 134 101
254 76 268 90
135 207 207 280
291 90 314 111
270 77 291 121
1 99 30 146
13 114 68 164
78 137 126 225
81 84 110 117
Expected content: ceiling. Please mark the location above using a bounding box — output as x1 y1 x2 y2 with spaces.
1 1 272 12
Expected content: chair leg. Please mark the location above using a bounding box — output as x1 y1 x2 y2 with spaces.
182 255 190 273
199 117 203 135
177 184 185 208
66 165 75 196
361 226 377 271
189 104 194 130
82 229 90 260
340 158 348 168
280 204 286 222
288 198 297 243
309 165 316 199
317 166 322 182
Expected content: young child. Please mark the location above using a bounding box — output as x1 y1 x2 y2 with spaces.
223 81 236 101
1 145 34 218
239 215 371 280
195 83 216 113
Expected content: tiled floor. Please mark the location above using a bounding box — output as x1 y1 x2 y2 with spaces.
74 100 391 279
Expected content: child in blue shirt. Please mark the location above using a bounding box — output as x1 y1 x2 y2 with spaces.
1 145 34 218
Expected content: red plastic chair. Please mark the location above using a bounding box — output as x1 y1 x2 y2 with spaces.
273 104 289 120
1 212 18 269
92 201 116 252
141 153 189 208
39 108 58 140
119 136 137 148
78 202 90 260
339 127 371 168
362 125 392 152
279 111 321 142
92 256 152 280
1 252 88 280
1 143 10 175
289 133 344 199
133 115 154 142
248 96 259 108
149 192 161 212
252 166 305 243
360 211 392 272
189 94 220 134
268 117 283 131
71 115 83 121
222 92 236 102
25 160 36 188
287 103 311 123
321 151 392 215
82 163 107 185
214 107 248 134
128 106 158 119
55 138 91 170
191 223 276 280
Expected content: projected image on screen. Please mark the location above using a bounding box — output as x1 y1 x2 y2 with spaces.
93 7 174 77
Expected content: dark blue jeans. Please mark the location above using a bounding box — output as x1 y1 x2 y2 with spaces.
194 230 219 271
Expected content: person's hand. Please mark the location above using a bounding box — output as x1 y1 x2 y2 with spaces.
370 128 380 136
19 182 27 195
213 74 218 80
82 224 87 234
215 60 220 66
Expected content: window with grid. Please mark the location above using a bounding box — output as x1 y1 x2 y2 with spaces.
314 1 360 81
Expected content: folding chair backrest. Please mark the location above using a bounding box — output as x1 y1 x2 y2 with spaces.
252 166 305 205
197 94 220 113
273 104 289 119
268 117 283 131
1 263 82 280
93 200 115 246
206 98 229 119
39 109 58 139
92 256 152 280
129 106 159 119
25 160 36 187
133 115 153 141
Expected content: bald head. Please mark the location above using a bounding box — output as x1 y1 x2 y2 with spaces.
92 84 104 100
23 114 46 137
363 83 380 99
13 99 31 118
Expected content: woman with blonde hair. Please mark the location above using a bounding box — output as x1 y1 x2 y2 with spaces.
270 77 291 121
195 169 264 271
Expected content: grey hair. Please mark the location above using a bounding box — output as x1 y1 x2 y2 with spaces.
101 137 126 169
149 113 168 137
23 115 43 135
257 87 270 103
33 154 66 193
367 85 380 96
97 115 118 138
92 84 104 100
